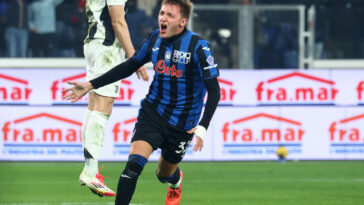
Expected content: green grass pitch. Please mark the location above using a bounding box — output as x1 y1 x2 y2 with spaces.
0 161 363 205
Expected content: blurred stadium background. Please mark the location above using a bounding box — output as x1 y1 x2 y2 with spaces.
1 0 364 204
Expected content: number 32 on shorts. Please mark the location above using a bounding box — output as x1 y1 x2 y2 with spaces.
175 141 191 156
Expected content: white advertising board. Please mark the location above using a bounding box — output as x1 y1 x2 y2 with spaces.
0 106 213 161
1 69 364 106
1 106 364 161
1 68 364 161
213 107 364 160
0 69 151 106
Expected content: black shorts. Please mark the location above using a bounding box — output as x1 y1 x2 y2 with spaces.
131 100 193 164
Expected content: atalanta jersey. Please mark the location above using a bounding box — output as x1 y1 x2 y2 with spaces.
132 29 219 130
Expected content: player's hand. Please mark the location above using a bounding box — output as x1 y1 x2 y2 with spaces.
136 66 149 81
187 125 207 152
62 81 93 103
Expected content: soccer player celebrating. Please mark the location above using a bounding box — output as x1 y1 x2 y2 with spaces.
63 0 220 204
78 0 148 197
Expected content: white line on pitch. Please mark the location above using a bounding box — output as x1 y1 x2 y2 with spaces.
61 203 147 205
0 203 147 205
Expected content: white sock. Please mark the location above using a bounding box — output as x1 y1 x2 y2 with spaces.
85 158 98 177
81 109 92 148
84 111 109 177
169 178 181 189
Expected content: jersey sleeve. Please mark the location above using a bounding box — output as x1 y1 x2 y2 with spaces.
106 0 127 6
195 40 219 80
132 31 157 64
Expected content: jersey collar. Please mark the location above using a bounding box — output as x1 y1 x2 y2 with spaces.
161 28 188 44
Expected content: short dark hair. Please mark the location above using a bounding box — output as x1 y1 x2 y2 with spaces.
162 0 193 19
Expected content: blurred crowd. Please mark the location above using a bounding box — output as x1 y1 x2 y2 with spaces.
0 0 363 69
0 0 86 57
0 0 159 58
254 0 364 68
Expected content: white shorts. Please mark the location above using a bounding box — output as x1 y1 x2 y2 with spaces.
84 40 126 97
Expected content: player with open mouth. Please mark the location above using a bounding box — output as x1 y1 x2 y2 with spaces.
63 0 220 204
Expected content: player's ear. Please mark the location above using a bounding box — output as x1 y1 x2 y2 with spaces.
180 18 188 27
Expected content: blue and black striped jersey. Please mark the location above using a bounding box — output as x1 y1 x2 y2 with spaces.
132 29 219 130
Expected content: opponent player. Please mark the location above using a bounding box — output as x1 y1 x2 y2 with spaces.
64 0 220 204
78 0 149 197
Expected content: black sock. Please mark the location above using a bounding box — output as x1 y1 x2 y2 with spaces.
168 167 181 185
157 167 181 185
115 155 147 205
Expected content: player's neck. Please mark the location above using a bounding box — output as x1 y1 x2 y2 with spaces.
162 28 187 43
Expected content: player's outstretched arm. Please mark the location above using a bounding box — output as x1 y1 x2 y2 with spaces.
188 77 221 152
63 58 144 103
63 58 144 104
62 81 94 103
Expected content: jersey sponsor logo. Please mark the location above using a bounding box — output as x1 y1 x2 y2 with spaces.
221 113 304 156
51 73 135 105
155 60 183 78
173 50 191 64
329 113 364 150
217 78 237 105
256 72 339 104
0 73 32 104
357 81 364 103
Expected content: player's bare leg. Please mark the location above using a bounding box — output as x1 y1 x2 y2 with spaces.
79 92 116 197
157 156 183 205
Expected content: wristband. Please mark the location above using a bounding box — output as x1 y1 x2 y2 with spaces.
194 125 207 141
